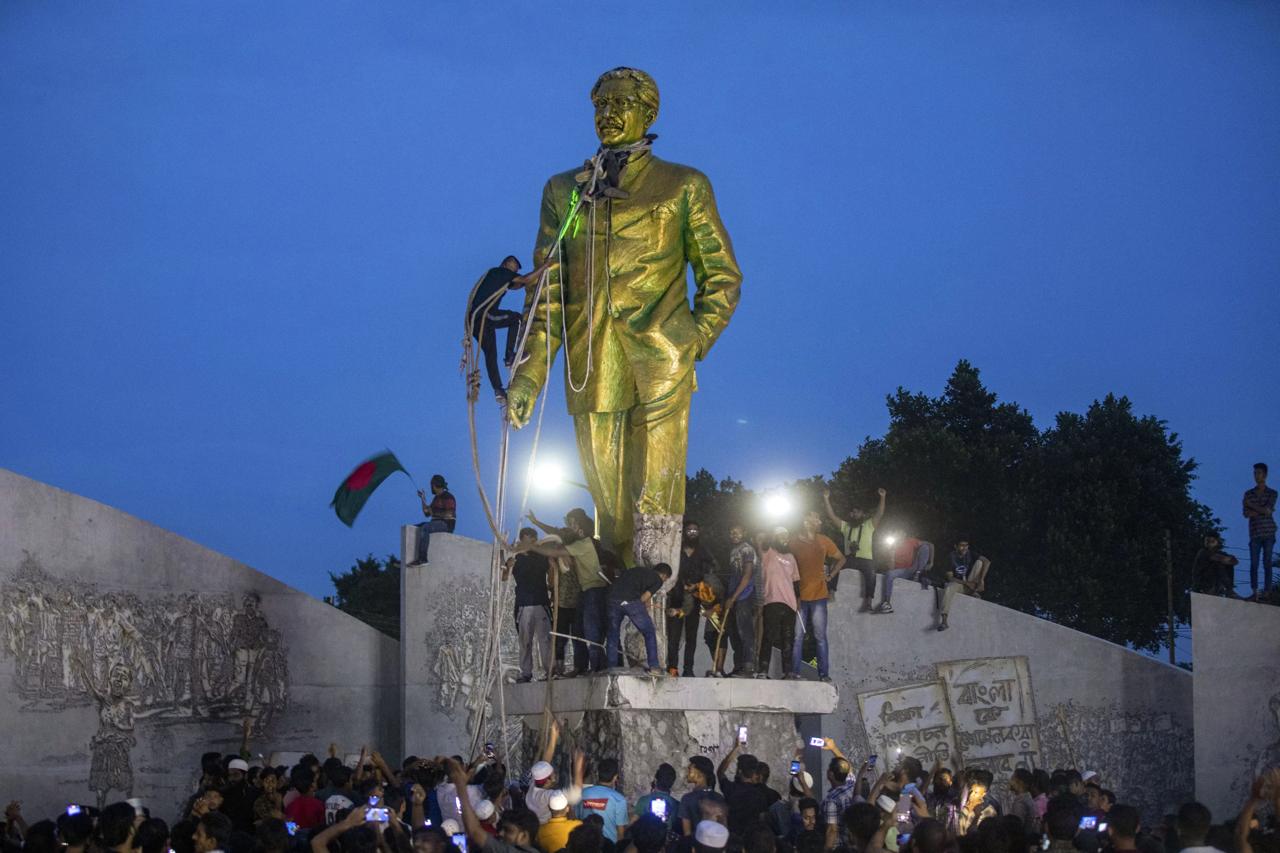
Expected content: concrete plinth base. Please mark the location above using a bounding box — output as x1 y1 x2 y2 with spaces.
505 675 836 801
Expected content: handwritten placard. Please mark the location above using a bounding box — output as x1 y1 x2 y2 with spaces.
856 680 960 767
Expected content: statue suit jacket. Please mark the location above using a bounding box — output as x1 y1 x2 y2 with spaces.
514 152 742 415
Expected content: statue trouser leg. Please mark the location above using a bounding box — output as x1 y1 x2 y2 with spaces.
572 378 691 666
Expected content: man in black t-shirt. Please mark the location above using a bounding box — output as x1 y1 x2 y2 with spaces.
503 527 553 682
605 563 671 673
715 743 774 835
468 255 551 402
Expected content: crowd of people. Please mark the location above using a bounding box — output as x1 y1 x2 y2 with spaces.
497 490 995 682
6 736 1277 853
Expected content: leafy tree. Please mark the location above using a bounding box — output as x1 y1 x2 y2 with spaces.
683 469 752 560
1028 394 1216 648
329 553 401 638
688 360 1219 651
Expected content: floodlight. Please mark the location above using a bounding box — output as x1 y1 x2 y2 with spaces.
763 492 793 520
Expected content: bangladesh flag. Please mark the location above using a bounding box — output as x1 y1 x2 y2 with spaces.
331 451 407 527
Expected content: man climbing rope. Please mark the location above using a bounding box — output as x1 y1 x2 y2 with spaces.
467 255 550 403
505 67 742 580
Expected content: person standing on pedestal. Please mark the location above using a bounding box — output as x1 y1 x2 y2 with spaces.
789 511 844 683
666 520 719 677
510 509 608 672
505 67 742 582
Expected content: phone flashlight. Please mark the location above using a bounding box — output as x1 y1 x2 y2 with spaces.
737 725 748 744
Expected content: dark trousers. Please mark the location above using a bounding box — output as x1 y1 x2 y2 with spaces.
665 608 701 672
577 587 607 671
475 309 522 394
732 600 758 671
553 606 585 671
1249 536 1275 592
854 556 877 598
761 602 796 675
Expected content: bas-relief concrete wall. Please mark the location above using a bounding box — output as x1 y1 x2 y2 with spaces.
401 532 521 764
824 583 1193 822
1192 593 1280 822
0 469 400 820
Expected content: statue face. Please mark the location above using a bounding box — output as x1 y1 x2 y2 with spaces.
592 78 653 148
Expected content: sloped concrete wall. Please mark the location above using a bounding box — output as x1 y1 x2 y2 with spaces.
823 582 1192 822
1192 593 1280 822
0 468 400 820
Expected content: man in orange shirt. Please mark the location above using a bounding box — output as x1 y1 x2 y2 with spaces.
788 510 845 682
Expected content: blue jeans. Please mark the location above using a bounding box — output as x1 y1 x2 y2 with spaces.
606 598 659 669
579 586 608 671
414 518 450 563
880 567 918 602
1249 536 1275 592
791 598 829 677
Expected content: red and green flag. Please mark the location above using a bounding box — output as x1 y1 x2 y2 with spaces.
331 451 407 527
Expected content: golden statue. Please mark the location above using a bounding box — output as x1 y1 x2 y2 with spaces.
507 67 742 572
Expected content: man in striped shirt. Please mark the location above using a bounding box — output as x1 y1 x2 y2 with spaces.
1243 462 1277 597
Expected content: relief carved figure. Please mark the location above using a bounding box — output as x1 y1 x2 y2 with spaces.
0 552 292 795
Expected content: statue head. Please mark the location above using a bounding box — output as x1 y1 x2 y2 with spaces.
591 67 659 148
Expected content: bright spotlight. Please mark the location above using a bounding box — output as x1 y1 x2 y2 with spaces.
883 535 898 547
531 460 566 492
763 492 793 520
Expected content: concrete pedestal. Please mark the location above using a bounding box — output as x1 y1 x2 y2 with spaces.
504 675 837 802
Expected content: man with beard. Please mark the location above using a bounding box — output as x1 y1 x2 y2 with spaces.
823 488 886 613
790 510 844 683
758 527 800 679
925 766 961 828
665 519 719 677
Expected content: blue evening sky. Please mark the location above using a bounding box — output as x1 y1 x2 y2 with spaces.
3 2 1277 618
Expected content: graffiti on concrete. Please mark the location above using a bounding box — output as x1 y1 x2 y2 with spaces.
856 680 959 767
0 552 290 806
1039 700 1190 823
937 657 1040 774
856 656 1040 773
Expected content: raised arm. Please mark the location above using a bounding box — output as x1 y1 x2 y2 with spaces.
717 738 742 781
513 539 573 561
872 488 886 527
526 510 557 536
511 257 554 289
443 758 488 852
541 715 560 764
821 737 847 763
508 180 568 428
311 805 370 853
821 489 842 527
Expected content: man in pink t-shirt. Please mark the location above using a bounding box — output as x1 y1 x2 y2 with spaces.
758 526 800 679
